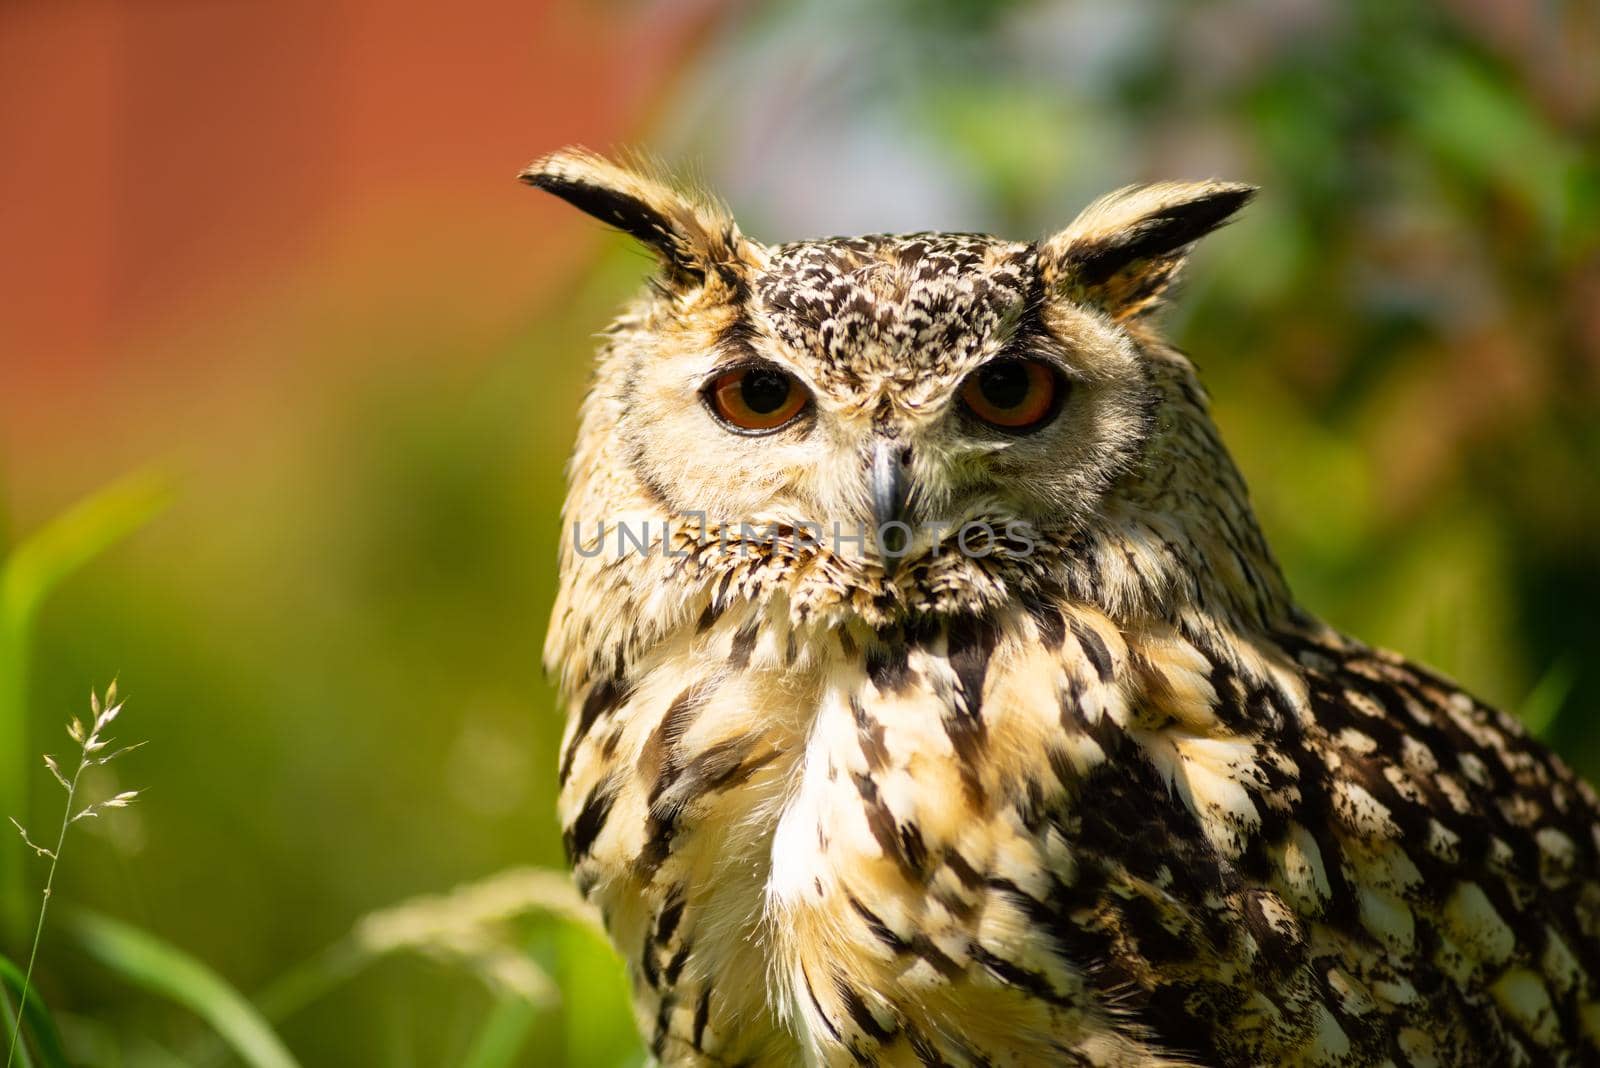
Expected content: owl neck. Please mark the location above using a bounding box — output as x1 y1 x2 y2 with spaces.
544 504 1298 711
1111 340 1299 632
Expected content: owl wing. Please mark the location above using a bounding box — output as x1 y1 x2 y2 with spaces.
1245 629 1600 1065
793 604 1600 1067
1003 614 1600 1066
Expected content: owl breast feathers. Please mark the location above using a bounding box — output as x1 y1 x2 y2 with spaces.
526 148 1600 1066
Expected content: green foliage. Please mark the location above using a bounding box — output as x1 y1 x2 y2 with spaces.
2 954 69 1068
71 912 300 1068
1521 659 1579 741
457 996 541 1068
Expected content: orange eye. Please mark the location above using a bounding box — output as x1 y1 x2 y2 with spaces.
706 364 809 432
960 359 1061 431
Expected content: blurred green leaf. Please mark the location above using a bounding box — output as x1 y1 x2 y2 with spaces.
0 471 172 634
918 83 1081 227
1521 659 1578 740
459 994 540 1068
1 989 35 1068
70 911 300 1068
349 866 595 1008
554 921 639 1067
250 941 367 1028
1 953 69 1068
1402 47 1574 239
226 869 601 1067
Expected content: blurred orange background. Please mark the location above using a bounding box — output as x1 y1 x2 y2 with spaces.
2 0 722 504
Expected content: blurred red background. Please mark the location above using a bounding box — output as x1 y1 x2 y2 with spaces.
1 0 723 509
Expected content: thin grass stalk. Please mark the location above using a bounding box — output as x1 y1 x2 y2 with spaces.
6 687 140 1068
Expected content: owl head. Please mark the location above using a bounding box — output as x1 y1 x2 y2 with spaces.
526 149 1287 639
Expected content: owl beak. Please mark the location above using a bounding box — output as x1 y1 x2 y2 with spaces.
870 440 912 578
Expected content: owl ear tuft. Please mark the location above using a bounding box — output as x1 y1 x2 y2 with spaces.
1039 181 1255 321
521 147 758 294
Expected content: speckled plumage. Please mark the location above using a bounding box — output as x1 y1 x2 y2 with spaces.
525 148 1600 1066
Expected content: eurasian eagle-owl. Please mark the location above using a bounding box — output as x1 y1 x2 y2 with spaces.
526 148 1600 1066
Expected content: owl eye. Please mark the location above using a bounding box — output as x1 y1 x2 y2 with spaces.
705 364 810 433
960 358 1063 432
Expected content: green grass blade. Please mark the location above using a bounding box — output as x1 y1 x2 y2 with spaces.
1520 658 1578 740
458 995 539 1068
251 939 368 1025
1 987 35 1068
0 470 173 631
70 911 300 1068
0 954 67 1068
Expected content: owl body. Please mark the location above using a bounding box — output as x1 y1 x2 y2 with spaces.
530 150 1600 1066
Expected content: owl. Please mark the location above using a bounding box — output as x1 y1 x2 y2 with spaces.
525 148 1600 1066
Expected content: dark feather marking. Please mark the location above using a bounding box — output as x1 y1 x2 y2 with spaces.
1061 186 1255 288
1235 882 1299 965
639 735 776 881
847 895 963 979
852 696 889 771
625 440 678 510
1068 619 1115 683
968 943 1070 1006
654 890 686 948
652 992 676 1058
906 613 941 650
523 168 709 283
715 313 760 357
598 724 624 763
640 930 660 988
1118 891 1198 966
848 894 907 951
899 822 929 875
802 966 842 1041
728 617 759 669
564 778 617 864
906 1027 953 1067
560 673 628 785
663 941 691 984
866 637 912 693
853 772 927 883
637 811 684 878
644 684 711 805
1022 590 1067 650
692 988 711 1050
834 974 895 1042
944 850 984 890
1274 702 1361 927
943 617 994 802
1137 982 1221 1064
680 741 780 802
